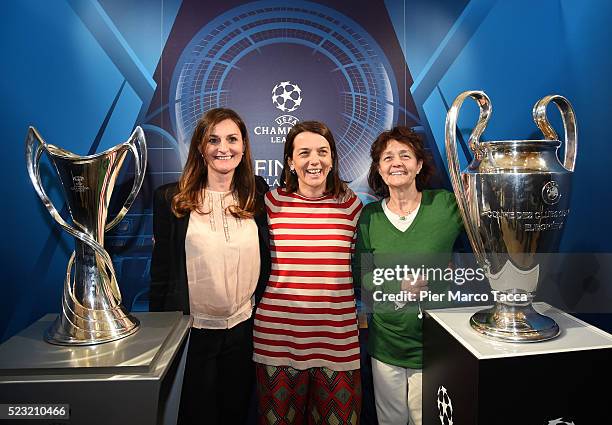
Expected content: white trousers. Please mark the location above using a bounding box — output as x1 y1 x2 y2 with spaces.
371 357 422 425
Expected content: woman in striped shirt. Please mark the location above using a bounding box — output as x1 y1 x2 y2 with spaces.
253 121 363 424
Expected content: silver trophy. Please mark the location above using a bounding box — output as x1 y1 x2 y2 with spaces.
25 126 147 345
445 91 577 342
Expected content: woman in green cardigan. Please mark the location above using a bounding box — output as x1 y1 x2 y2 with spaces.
353 127 463 425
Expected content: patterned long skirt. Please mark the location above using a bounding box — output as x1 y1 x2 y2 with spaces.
255 363 362 425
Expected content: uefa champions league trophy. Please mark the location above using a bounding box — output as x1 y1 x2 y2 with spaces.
25 126 147 345
445 91 577 342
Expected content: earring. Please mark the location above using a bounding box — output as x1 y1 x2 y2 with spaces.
290 168 296 174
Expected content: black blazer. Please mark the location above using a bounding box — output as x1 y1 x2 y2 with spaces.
149 176 271 314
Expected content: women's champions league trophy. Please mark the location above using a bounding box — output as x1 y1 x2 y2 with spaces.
445 91 577 342
25 126 147 345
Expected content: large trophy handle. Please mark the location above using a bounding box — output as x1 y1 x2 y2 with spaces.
105 126 147 231
444 91 491 267
25 127 119 296
533 95 577 172
25 127 79 236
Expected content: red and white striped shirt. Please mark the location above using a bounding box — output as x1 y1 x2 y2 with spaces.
253 188 363 371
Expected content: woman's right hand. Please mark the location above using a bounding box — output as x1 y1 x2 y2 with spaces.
400 274 428 297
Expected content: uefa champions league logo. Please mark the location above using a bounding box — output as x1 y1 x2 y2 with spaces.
437 386 454 425
252 80 304 183
254 81 301 145
272 81 303 112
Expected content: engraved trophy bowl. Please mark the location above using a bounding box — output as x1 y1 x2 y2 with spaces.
25 126 147 345
445 91 577 342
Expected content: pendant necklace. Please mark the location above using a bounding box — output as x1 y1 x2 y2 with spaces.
398 205 417 220
391 193 421 220
399 210 415 221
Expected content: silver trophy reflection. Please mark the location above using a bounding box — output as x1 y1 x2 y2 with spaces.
25 127 147 345
445 91 577 342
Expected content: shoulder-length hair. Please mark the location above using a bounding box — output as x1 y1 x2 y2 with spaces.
367 126 434 197
280 121 347 199
171 108 256 218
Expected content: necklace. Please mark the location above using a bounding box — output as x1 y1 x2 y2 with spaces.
397 207 418 221
398 212 415 221
387 193 421 220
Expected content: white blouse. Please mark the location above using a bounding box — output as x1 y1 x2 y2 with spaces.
185 190 260 329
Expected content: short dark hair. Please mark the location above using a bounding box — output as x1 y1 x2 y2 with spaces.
367 126 434 197
280 121 347 199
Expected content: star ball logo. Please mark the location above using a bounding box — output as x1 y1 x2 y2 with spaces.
542 180 561 205
253 80 303 186
254 80 303 145
437 386 453 425
272 81 303 112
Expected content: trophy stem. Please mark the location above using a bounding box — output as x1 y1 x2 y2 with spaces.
470 302 560 343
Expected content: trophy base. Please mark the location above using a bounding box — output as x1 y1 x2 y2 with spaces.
470 303 560 343
44 308 140 346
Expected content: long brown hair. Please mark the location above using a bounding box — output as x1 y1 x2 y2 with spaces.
280 121 347 199
171 108 256 218
367 126 434 197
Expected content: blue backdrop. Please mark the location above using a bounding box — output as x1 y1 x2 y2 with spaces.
2 0 611 342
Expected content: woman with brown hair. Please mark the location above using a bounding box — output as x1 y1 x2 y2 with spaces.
150 108 270 425
353 127 463 425
253 121 363 424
